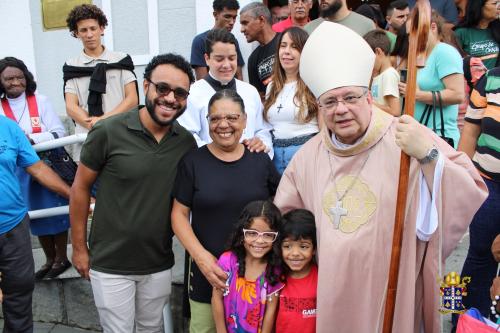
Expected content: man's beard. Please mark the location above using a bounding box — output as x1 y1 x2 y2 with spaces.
145 96 186 127
320 1 343 18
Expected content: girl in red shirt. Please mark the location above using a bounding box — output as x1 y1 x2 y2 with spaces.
276 209 318 333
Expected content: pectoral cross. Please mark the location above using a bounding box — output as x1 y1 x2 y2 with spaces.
329 200 347 229
277 104 283 113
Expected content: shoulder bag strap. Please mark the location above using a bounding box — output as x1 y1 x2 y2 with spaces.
437 91 445 138
421 92 435 128
431 91 437 134
419 102 431 126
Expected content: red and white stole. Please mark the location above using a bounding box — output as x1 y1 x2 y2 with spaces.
1 95 41 133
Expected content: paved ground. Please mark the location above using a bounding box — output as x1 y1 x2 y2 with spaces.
0 320 99 333
0 233 474 332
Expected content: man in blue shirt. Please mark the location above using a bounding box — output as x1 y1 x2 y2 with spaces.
0 115 70 332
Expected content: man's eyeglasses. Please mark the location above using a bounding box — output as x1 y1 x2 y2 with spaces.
290 0 311 4
243 229 278 243
147 80 189 101
318 90 367 112
206 113 242 125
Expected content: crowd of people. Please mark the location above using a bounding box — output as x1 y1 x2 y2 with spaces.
0 0 498 332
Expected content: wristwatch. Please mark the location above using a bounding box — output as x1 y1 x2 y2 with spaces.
418 146 439 164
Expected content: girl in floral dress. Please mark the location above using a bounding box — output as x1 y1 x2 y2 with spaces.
212 201 284 333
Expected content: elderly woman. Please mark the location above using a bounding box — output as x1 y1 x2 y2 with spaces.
0 57 71 280
399 11 465 148
172 89 280 333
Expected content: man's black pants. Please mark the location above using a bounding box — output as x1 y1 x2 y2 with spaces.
0 215 35 333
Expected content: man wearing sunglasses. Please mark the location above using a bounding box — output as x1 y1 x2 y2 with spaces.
70 54 197 332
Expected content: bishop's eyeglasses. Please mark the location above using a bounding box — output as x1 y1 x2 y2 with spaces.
318 89 368 112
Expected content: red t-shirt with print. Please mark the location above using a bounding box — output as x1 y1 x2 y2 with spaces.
275 264 318 333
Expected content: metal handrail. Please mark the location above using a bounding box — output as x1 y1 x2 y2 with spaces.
33 133 87 152
28 203 95 220
29 133 88 220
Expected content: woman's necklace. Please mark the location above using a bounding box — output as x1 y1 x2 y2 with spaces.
276 81 297 113
327 148 372 228
12 98 28 125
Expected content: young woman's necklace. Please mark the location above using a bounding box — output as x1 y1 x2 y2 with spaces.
276 81 296 113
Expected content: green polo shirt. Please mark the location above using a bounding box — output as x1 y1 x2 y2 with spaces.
80 107 196 275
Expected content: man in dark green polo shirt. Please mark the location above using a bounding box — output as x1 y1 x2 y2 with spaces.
69 53 196 332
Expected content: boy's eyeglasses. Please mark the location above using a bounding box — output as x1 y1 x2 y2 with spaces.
243 229 278 243
147 79 189 101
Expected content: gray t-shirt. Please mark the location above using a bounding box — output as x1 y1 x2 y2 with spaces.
304 12 375 36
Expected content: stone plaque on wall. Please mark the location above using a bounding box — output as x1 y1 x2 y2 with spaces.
41 0 92 30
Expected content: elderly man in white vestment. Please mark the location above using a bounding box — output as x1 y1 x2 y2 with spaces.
273 22 488 333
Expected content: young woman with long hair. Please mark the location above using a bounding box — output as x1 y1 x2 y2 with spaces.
263 27 322 174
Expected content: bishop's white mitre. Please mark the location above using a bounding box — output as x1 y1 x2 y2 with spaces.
300 21 375 98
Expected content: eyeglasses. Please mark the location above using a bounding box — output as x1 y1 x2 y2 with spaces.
206 113 242 125
243 229 278 243
147 80 190 101
318 90 367 112
290 0 311 4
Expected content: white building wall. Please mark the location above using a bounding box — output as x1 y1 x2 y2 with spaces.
0 0 37 79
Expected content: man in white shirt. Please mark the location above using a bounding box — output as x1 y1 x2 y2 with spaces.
178 28 273 157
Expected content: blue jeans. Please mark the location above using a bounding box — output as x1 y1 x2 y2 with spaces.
273 144 302 174
453 178 500 327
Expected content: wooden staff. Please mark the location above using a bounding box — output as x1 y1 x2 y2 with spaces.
382 2 431 332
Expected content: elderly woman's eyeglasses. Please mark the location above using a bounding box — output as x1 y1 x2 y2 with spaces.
318 90 367 112
147 80 189 101
243 229 278 243
206 113 242 125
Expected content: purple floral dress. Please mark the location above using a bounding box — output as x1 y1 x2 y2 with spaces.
218 251 284 333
